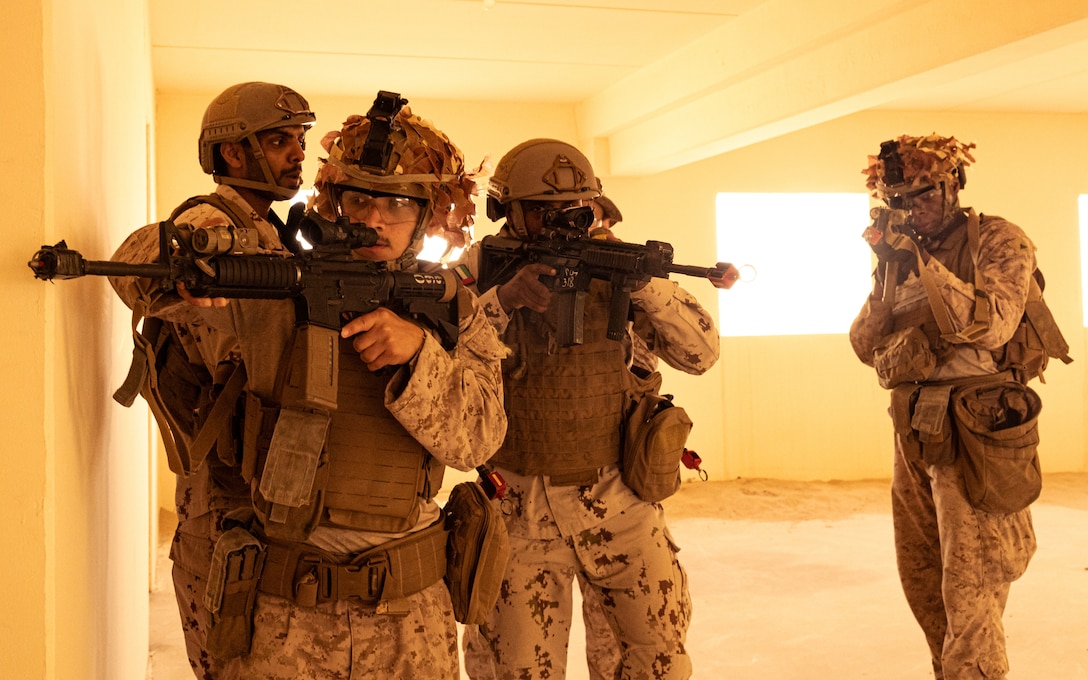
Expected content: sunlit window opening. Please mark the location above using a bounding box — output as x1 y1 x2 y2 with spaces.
716 192 874 336
1080 195 1088 326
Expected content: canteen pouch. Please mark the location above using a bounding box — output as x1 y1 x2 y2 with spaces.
444 481 510 624
872 327 936 389
622 371 693 503
203 526 266 659
952 381 1042 514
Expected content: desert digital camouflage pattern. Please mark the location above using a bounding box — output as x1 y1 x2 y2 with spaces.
454 240 717 679
850 210 1040 679
111 186 272 679
112 183 509 677
220 580 459 679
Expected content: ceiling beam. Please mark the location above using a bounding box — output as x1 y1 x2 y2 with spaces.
577 0 1088 176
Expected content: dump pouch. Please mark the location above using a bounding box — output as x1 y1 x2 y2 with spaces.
444 481 510 624
872 326 936 389
203 526 266 659
621 371 693 503
952 381 1042 514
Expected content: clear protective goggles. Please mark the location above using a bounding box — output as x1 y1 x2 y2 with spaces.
883 184 942 210
338 190 423 224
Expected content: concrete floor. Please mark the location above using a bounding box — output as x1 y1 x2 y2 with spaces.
147 473 1088 679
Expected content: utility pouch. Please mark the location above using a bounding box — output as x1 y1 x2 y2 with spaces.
621 371 693 503
203 526 266 660
444 481 510 624
912 385 955 466
254 408 331 541
952 381 1042 514
872 327 936 389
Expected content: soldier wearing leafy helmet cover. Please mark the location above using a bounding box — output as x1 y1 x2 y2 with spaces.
113 92 508 679
453 139 719 679
109 81 314 679
851 134 1070 679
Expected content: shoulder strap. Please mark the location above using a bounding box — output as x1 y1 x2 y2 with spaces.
917 209 991 344
114 193 254 474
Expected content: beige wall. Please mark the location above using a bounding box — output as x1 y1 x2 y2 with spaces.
2 0 155 678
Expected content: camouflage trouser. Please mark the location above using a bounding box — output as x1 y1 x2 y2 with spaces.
219 580 459 679
463 576 620 680
892 439 1036 680
170 516 227 680
171 558 225 680
469 500 691 680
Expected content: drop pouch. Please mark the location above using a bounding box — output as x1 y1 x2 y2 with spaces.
621 371 693 503
444 481 510 624
952 381 1043 514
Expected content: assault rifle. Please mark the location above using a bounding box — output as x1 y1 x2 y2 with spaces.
478 205 736 346
28 205 461 349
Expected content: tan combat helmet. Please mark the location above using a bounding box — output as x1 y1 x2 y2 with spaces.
198 82 316 200
312 91 481 269
487 138 602 238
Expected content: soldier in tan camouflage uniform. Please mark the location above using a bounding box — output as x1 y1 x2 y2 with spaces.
109 81 315 679
455 139 719 680
113 94 508 679
850 134 1058 679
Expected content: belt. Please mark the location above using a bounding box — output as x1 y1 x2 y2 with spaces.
257 517 448 607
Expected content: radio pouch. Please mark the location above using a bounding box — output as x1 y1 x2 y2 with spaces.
444 481 510 624
203 526 266 660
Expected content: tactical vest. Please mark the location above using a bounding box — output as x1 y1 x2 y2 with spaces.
493 279 628 480
249 334 445 540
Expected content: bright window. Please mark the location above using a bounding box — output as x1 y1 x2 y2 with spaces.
716 192 874 336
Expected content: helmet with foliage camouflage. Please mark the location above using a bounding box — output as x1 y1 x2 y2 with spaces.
863 133 975 204
198 82 316 200
312 93 481 268
486 139 602 237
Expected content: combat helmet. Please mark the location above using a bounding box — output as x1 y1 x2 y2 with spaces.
198 81 316 200
312 91 481 269
863 133 975 206
487 139 602 237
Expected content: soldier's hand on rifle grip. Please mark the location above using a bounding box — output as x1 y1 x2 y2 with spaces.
177 281 229 308
341 307 427 372
496 263 556 314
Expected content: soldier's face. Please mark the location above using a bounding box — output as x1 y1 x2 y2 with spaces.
339 190 423 262
905 184 958 236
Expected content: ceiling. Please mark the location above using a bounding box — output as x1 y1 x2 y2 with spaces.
149 0 1088 175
